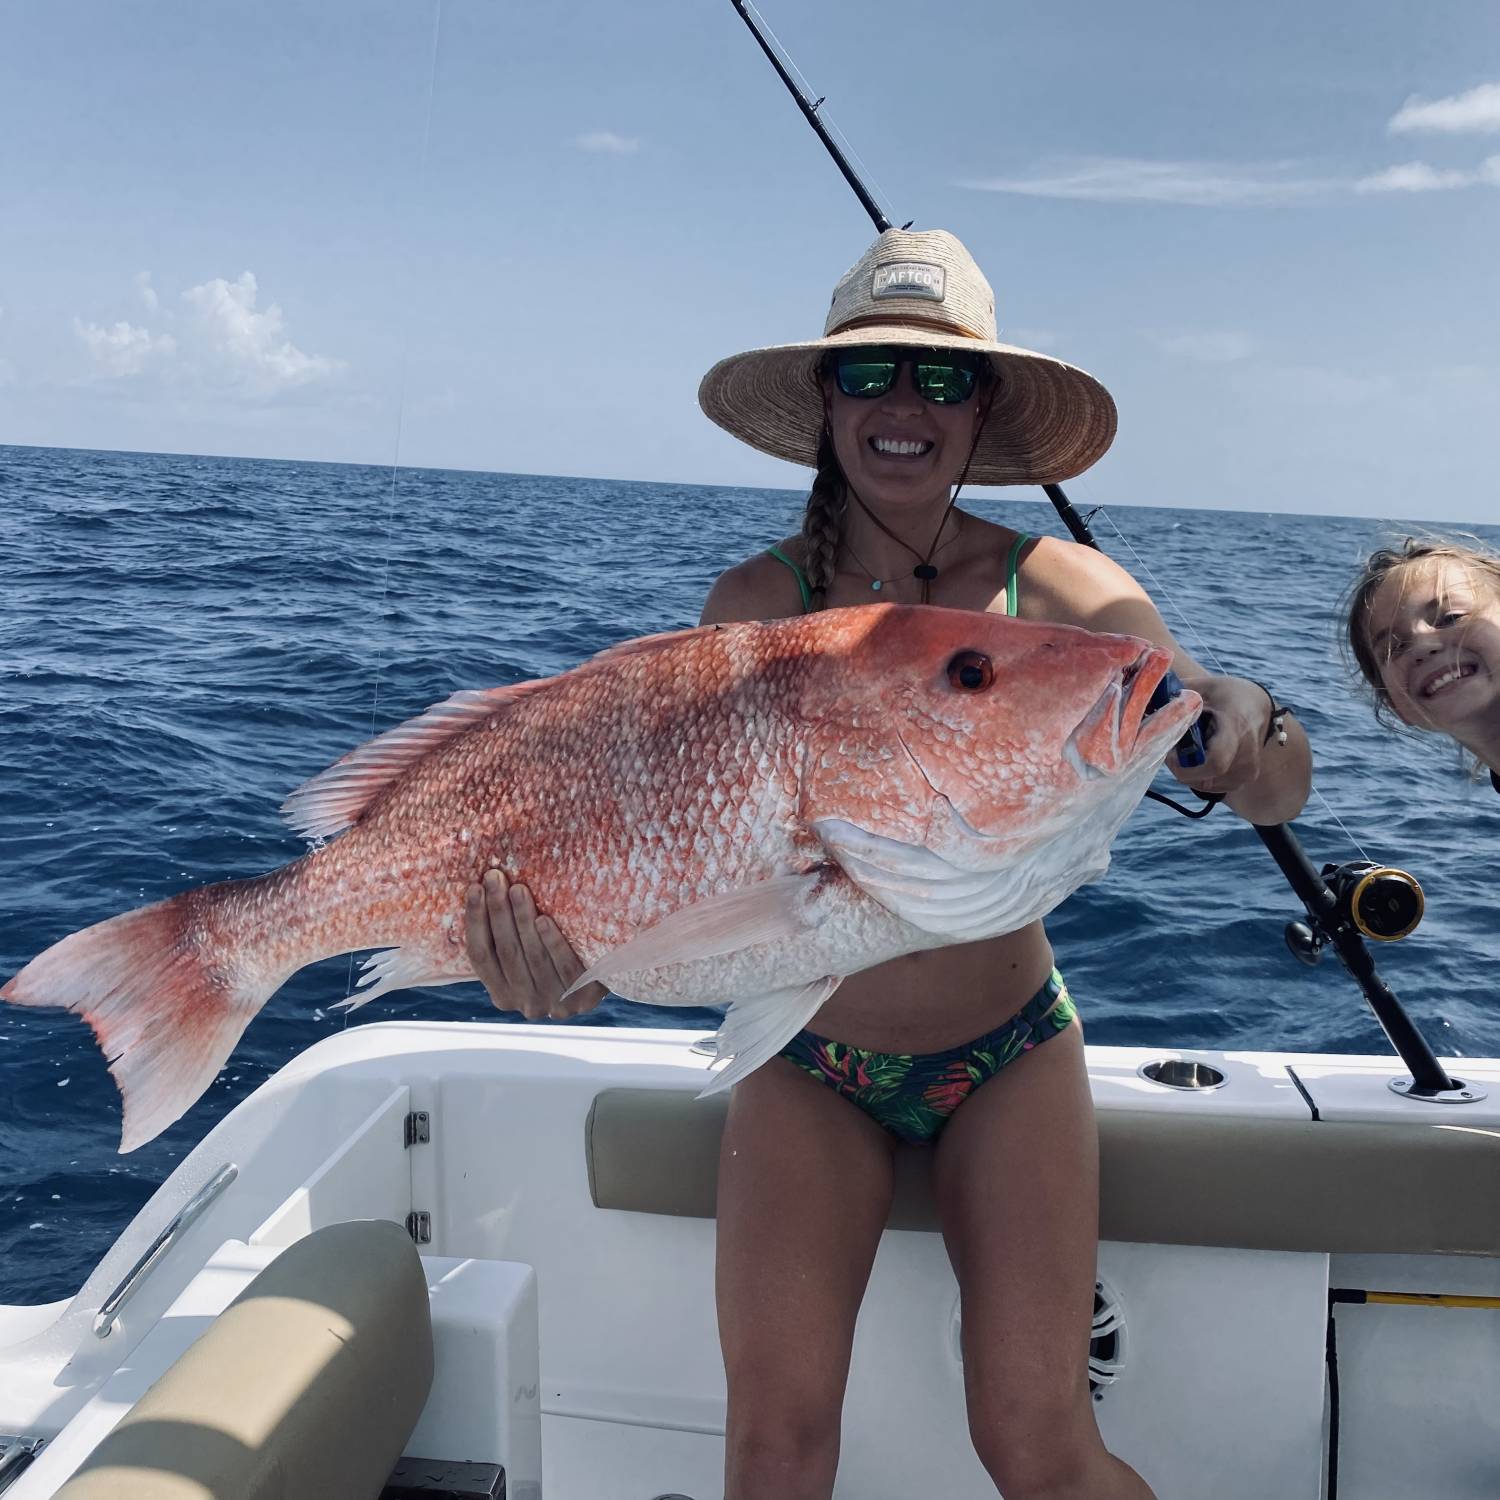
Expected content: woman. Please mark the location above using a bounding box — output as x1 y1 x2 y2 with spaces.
465 228 1311 1499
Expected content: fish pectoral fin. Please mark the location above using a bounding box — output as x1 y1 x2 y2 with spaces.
813 814 1028 939
560 871 824 999
696 975 843 1097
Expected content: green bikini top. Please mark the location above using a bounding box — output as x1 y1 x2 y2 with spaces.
766 531 1033 617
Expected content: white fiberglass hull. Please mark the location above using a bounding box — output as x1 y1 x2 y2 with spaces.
1 1020 1496 1499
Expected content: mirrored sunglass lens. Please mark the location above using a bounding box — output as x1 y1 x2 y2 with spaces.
914 363 978 403
837 360 898 397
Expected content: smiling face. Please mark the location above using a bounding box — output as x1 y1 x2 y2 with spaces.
1362 557 1500 745
822 349 988 511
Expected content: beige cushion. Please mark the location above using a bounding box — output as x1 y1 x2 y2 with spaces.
57 1219 434 1500
585 1089 1500 1256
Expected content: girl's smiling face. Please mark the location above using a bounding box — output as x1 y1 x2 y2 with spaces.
1364 557 1500 738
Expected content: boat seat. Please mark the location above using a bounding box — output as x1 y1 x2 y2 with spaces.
53 1218 434 1500
585 1088 1500 1256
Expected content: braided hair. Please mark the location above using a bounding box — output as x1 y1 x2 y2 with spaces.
798 429 848 611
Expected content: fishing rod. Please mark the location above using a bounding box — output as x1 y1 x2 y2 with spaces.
729 0 1470 1102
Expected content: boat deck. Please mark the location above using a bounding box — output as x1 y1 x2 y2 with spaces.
1 1021 1497 1498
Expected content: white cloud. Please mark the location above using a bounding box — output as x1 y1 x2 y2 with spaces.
73 317 177 377
958 156 1334 207
1356 155 1500 193
70 270 343 399
179 271 342 395
1389 82 1500 136
1154 331 1256 363
575 130 640 154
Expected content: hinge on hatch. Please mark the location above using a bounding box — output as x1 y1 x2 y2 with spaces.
404 1110 430 1148
405 1211 432 1245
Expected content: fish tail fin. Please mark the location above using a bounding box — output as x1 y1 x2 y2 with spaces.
697 975 843 1097
1 874 296 1153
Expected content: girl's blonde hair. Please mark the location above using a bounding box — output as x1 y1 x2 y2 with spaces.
1343 534 1500 727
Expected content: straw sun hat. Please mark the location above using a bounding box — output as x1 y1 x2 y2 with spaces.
698 227 1117 487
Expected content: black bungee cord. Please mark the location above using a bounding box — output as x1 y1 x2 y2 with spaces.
728 0 1471 1101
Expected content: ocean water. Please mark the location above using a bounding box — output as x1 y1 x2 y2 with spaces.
2 442 1497 1305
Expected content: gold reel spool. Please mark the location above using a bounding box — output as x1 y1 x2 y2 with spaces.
1347 866 1424 942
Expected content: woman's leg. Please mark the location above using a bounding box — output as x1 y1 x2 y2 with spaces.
717 1056 897 1500
933 1023 1156 1500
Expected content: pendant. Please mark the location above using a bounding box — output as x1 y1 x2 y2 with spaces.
871 579 882 591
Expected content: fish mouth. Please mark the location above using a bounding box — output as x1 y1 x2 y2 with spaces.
1064 645 1198 779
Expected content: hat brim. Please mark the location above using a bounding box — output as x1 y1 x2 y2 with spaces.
698 326 1117 487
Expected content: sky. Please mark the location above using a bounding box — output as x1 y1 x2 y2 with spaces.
1 0 1498 521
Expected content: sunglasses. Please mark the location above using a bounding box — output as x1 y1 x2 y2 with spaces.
830 345 986 405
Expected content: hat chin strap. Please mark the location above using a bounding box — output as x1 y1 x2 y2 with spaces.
842 382 999 605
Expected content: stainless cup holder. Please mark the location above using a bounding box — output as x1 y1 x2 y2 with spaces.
1138 1058 1227 1091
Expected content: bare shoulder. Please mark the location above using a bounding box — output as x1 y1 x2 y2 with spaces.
700 540 807 626
1017 535 1170 643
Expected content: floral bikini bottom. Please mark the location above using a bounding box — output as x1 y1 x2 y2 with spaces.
777 969 1077 1145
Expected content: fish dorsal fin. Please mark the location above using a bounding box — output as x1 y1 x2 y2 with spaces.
279 624 723 842
280 686 527 840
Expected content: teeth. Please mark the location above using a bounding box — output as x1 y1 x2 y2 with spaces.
871 437 933 456
1423 665 1474 697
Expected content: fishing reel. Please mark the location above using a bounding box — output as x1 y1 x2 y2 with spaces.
1284 861 1425 965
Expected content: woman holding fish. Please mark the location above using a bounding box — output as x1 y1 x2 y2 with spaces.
466 228 1311 1500
2 224 1312 1496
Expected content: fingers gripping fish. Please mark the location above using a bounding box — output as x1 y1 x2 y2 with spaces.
1 604 1199 1152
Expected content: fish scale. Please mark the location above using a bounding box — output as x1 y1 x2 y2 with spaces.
2 603 1197 1152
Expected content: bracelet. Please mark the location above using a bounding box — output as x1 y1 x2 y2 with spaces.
1251 680 1292 746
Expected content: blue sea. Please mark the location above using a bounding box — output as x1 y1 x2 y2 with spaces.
2 442 1497 1305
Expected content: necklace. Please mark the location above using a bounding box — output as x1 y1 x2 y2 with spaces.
842 520 962 592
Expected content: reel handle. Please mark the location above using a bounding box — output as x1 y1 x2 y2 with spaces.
1148 670 1213 769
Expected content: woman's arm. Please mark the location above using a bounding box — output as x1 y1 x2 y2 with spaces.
1020 537 1312 825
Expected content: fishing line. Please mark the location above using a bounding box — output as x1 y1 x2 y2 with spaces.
741 0 901 227
1065 473 1378 863
730 0 1461 1098
367 0 444 742
338 0 445 1016
1087 496 1231 675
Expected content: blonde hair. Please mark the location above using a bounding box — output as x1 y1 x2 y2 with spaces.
1343 533 1500 728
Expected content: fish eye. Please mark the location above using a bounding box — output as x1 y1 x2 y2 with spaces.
946 651 993 691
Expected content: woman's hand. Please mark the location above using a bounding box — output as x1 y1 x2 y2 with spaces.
1171 674 1310 824
463 869 607 1020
